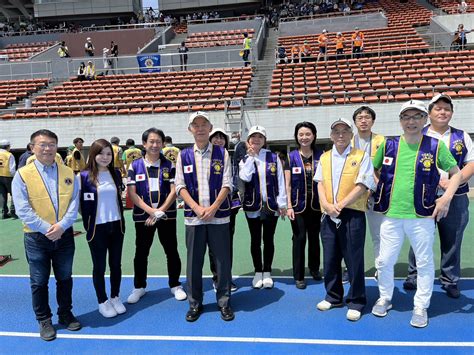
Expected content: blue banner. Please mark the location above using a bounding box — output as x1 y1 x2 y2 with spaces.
137 54 161 73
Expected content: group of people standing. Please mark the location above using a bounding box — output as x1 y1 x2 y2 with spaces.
8 95 473 341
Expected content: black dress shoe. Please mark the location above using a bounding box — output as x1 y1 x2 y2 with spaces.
219 306 235 321
310 270 322 281
442 285 460 299
186 305 203 322
58 313 82 331
39 318 56 341
295 280 307 289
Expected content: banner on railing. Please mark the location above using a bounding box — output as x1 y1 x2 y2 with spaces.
137 54 161 73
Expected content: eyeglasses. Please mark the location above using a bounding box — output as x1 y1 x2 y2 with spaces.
34 143 57 149
399 114 426 122
355 116 373 122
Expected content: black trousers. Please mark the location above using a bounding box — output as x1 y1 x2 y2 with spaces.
290 207 322 281
133 219 182 289
186 223 231 308
88 220 124 304
246 214 278 273
0 176 14 215
320 209 366 311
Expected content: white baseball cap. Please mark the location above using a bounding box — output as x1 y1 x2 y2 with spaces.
399 100 428 115
87 37 91 41
322 29 327 33
210 127 227 138
188 111 210 125
248 125 267 138
428 93 452 106
0 139 10 146
330 118 353 131
103 48 109 53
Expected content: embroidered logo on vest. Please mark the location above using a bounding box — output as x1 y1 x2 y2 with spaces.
452 139 465 155
269 162 277 175
351 160 357 167
419 153 434 171
65 177 73 185
212 159 222 174
162 167 170 179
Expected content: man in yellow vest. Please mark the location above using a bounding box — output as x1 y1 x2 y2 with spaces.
0 139 16 219
110 136 126 177
242 32 251 67
66 137 86 174
162 136 180 164
12 129 81 341
314 118 375 322
122 138 142 171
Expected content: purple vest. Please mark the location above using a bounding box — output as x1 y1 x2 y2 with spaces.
242 151 279 212
131 156 176 221
79 170 125 242
423 125 469 195
374 135 441 217
181 145 231 218
289 149 323 213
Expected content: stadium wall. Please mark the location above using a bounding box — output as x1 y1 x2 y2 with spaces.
430 13 474 50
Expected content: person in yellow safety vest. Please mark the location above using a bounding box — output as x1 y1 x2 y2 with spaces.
84 60 95 80
66 137 86 174
242 32 251 67
111 136 126 177
57 41 70 58
0 139 16 219
314 118 375 323
162 136 180 164
122 138 142 171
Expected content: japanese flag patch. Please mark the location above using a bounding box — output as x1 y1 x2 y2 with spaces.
292 167 302 174
136 174 146 182
383 156 393 166
84 193 94 201
184 165 193 174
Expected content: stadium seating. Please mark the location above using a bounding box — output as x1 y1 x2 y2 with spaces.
1 68 251 119
174 23 188 34
378 0 433 27
0 78 49 109
0 42 56 62
186 28 255 48
267 50 474 108
427 0 474 14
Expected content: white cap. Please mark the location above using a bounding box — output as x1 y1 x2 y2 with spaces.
330 118 353 131
355 27 359 30
322 29 327 33
399 100 428 115
188 111 210 125
248 125 267 138
210 127 227 138
337 32 342 36
0 139 10 146
428 93 452 106
87 37 91 41
103 48 109 53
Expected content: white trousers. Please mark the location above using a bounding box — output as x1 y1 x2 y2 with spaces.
366 198 385 260
376 217 435 309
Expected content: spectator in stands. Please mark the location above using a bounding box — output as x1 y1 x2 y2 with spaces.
458 0 469 13
77 62 86 81
103 48 112 75
85 37 95 56
57 41 70 58
317 29 329 62
178 41 189 71
18 143 33 169
66 137 86 174
290 44 300 63
84 60 95 80
453 24 471 51
0 139 16 219
162 136 180 164
343 2 351 14
275 45 288 64
352 27 364 58
299 40 312 63
242 32 251 67
335 32 346 58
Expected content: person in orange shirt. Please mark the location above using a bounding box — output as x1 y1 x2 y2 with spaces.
335 32 346 58
351 27 364 58
290 44 300 63
317 29 329 62
299 40 312 63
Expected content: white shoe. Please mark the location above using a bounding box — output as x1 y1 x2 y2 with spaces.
99 300 118 318
252 272 263 289
262 272 274 289
317 300 343 311
110 296 126 314
127 288 146 304
346 309 361 321
171 285 187 301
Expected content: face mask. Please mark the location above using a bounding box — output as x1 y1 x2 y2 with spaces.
231 138 239 145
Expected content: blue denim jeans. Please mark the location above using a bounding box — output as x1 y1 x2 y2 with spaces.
24 228 75 321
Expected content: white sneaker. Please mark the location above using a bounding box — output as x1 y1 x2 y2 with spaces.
99 300 118 318
110 296 126 314
346 309 361 321
127 288 146 304
317 300 343 311
252 272 263 289
262 272 274 289
171 285 187 301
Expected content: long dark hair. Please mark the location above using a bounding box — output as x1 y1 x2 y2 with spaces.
294 121 317 151
85 138 115 185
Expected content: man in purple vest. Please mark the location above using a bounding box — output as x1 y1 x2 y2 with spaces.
175 112 234 322
403 94 473 299
371 100 462 328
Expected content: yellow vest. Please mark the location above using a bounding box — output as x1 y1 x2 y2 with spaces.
66 148 85 172
244 37 251 50
0 150 12 177
352 133 385 159
320 148 368 212
124 147 142 170
112 144 123 168
162 146 180 164
27 153 63 166
18 162 75 232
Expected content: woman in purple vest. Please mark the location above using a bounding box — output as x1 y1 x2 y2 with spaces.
285 122 323 290
208 128 239 292
79 139 126 318
239 125 287 289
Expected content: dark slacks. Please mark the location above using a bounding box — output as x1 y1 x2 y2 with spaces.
88 220 124 304
246 214 278 272
186 223 231 308
321 209 366 311
133 219 182 289
290 207 322 281
0 176 14 215
407 194 469 286
24 228 75 321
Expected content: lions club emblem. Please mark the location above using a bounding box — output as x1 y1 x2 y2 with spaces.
212 160 222 174
269 162 277 174
419 153 434 172
452 140 464 156
64 178 73 185
162 168 170 179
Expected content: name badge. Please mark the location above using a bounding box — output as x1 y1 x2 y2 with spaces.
184 165 193 173
84 193 94 201
383 157 393 166
292 167 302 174
136 174 146 181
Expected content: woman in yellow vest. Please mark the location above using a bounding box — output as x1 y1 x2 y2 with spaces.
313 118 375 322
66 137 86 174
